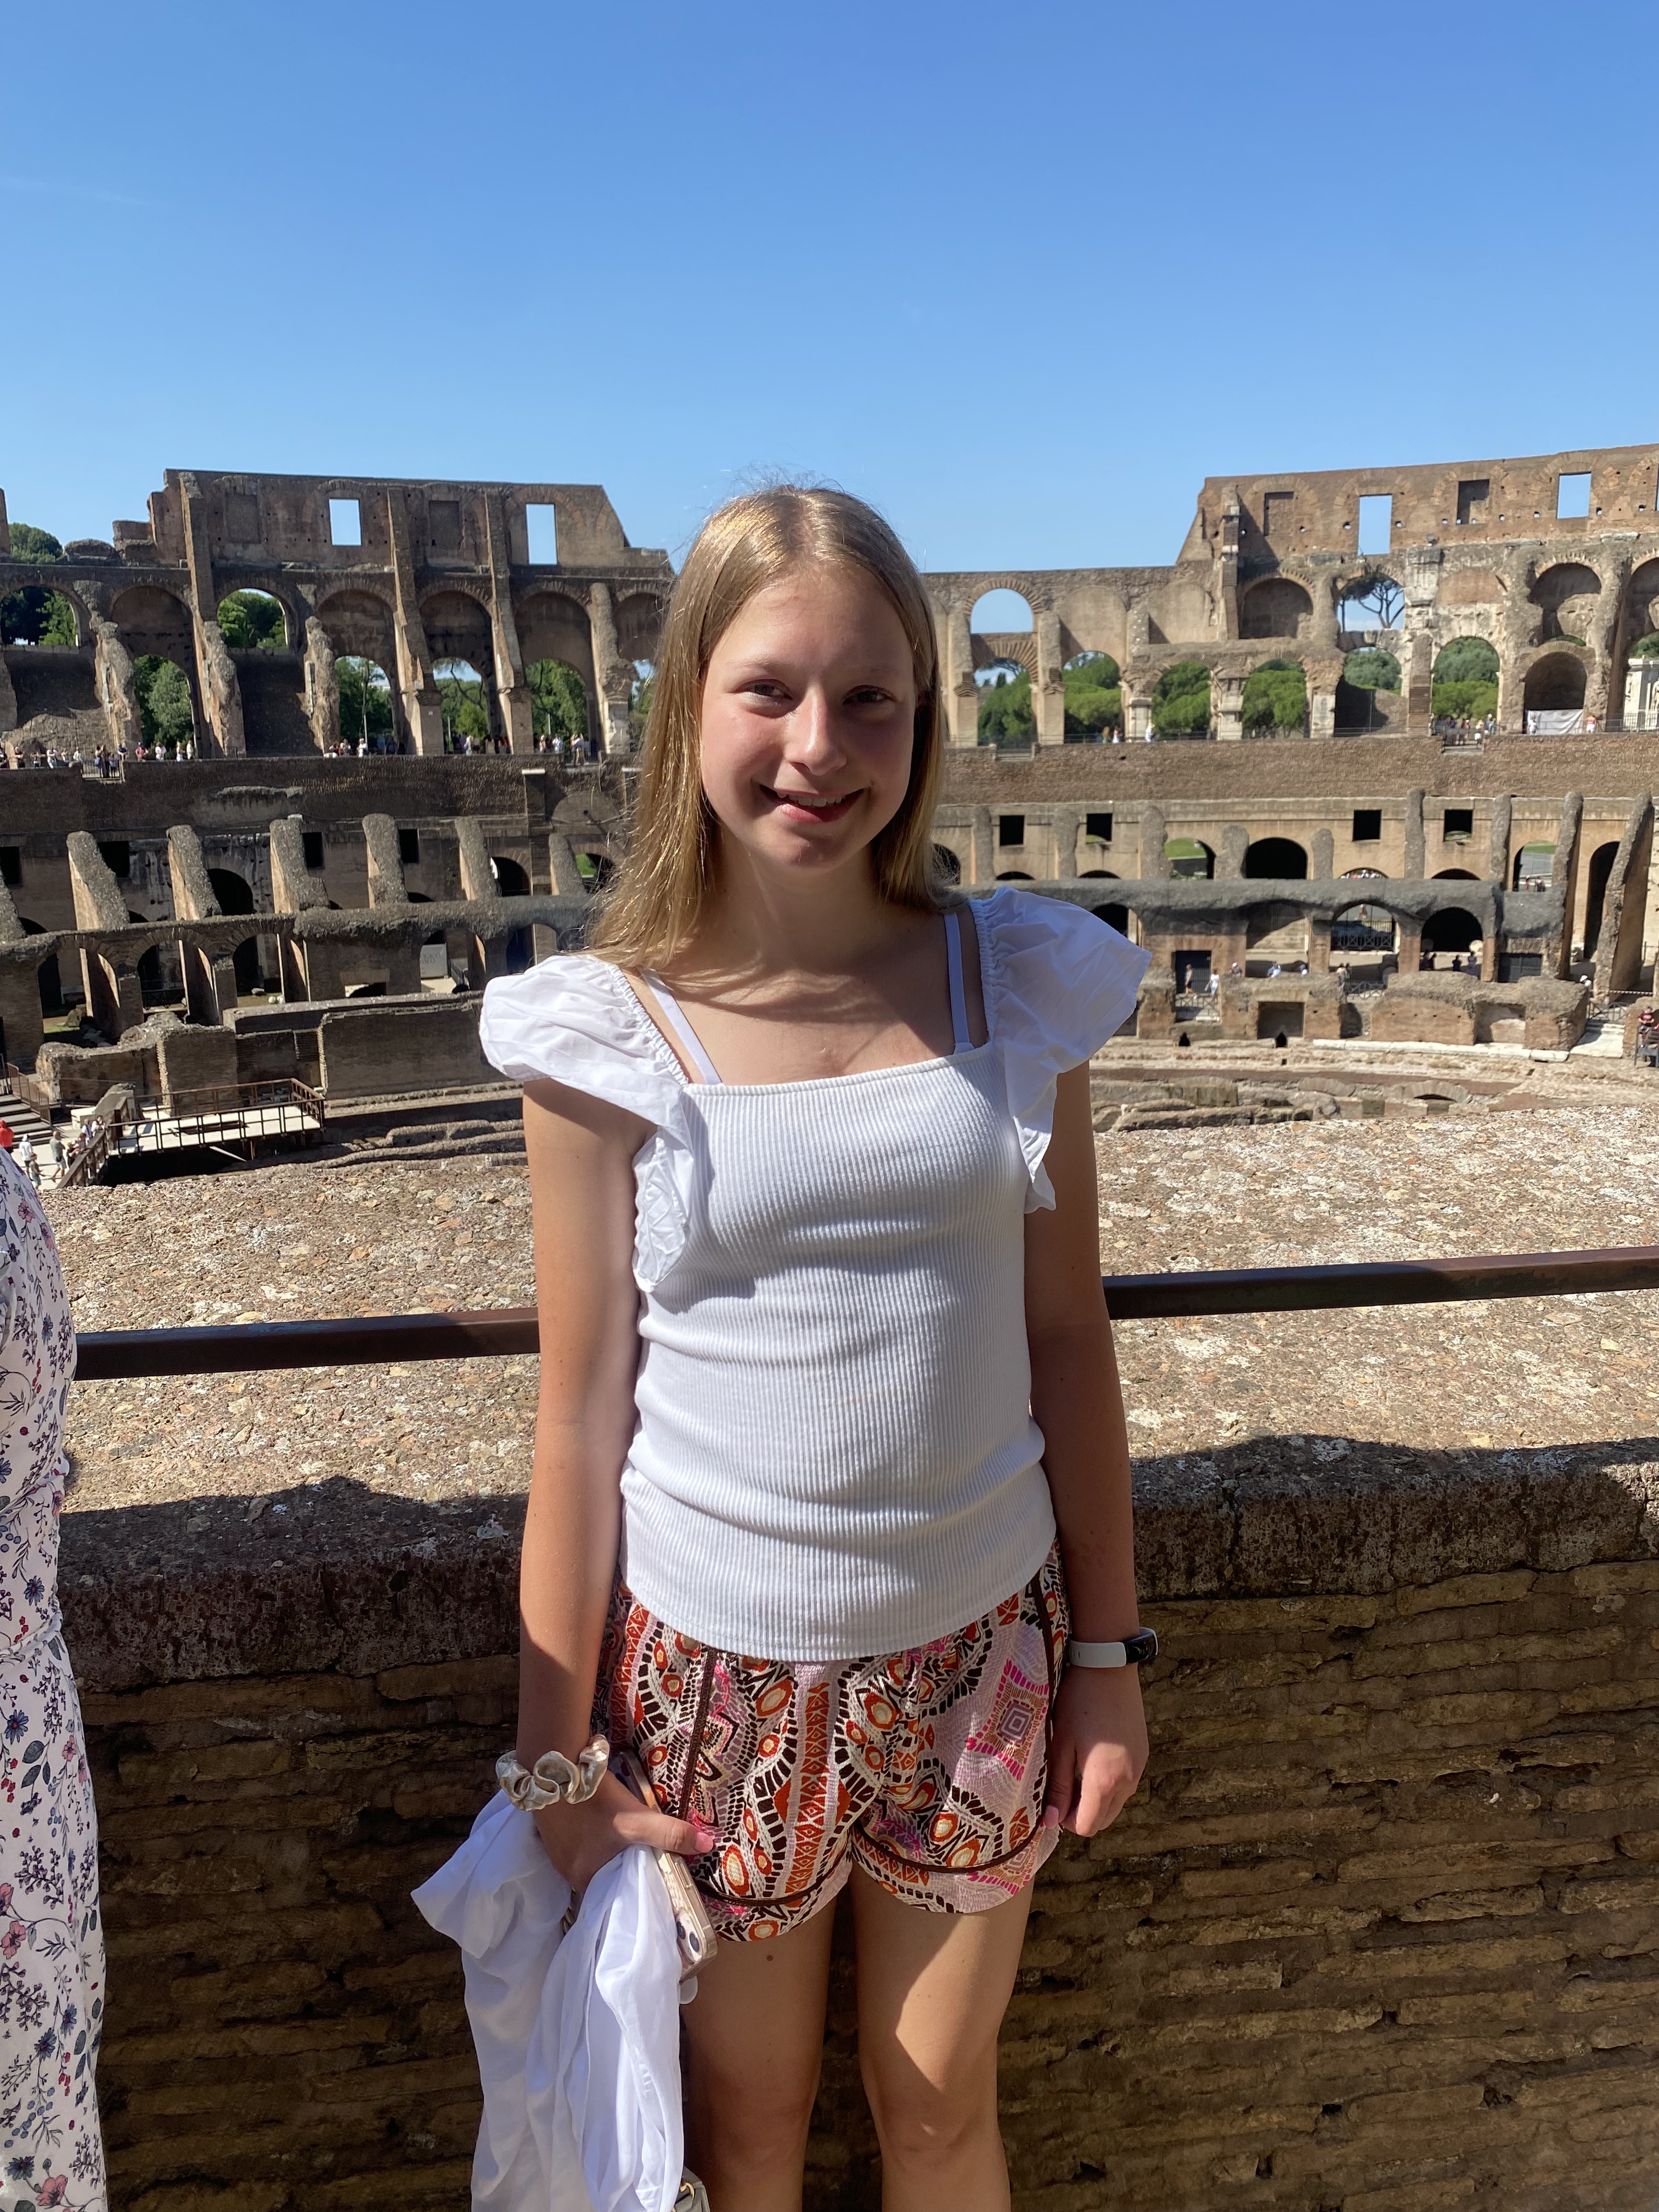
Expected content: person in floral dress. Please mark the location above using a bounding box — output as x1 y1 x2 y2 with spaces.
0 1152 104 2212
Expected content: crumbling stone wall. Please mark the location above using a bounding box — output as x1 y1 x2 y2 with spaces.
64 1441 1659 2212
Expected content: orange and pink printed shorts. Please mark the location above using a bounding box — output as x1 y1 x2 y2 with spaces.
595 1542 1070 1942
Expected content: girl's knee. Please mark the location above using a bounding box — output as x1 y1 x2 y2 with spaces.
859 2050 998 2172
687 2050 822 2173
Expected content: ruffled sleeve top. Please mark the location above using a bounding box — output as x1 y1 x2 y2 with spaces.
480 889 1147 1660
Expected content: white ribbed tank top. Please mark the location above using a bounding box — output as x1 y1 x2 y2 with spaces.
477 887 1150 1662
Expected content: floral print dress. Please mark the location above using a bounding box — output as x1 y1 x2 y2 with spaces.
0 1157 103 2212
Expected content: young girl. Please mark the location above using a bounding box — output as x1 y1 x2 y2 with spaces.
479 488 1152 2212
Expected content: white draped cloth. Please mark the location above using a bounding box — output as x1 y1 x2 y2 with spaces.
414 1796 687 2212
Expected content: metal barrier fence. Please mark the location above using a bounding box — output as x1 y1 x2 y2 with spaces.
72 1243 1659 1381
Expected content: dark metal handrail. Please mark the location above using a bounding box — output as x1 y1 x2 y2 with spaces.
70 1244 1659 1381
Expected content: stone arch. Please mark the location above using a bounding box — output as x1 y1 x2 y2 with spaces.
1513 841 1554 889
1432 867 1480 880
436 658 492 751
970 588 1036 678
1423 906 1481 955
995 870 1034 881
314 587 397 669
1583 839 1621 955
420 588 494 669
216 587 294 651
1165 838 1214 880
108 583 195 662
1431 635 1499 729
1238 577 1312 640
1331 896 1396 953
490 855 531 898
1522 652 1588 721
614 592 665 664
16 919 62 1013
1530 562 1601 644
207 866 260 993
1243 836 1308 879
1090 901 1130 936
516 591 598 692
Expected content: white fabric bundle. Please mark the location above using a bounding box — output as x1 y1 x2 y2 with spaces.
414 1795 686 2212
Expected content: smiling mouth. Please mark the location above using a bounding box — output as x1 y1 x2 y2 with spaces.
761 786 861 823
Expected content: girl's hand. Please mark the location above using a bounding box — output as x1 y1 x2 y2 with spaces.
1042 1666 1148 1838
533 1773 717 1895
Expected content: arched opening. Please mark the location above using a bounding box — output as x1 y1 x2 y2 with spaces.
216 590 287 651
207 867 261 994
1432 868 1480 881
628 662 654 746
1239 579 1312 640
1583 839 1621 955
1431 637 1499 730
931 843 962 885
1331 900 1397 956
1513 841 1555 890
436 659 492 753
995 870 1034 881
1337 570 1404 635
527 661 591 757
337 658 396 753
1241 659 1307 735
1530 562 1601 645
1245 900 1308 972
1243 837 1308 880
1523 653 1587 731
1063 652 1120 739
1423 907 1481 960
1150 661 1211 738
1 581 78 647
127 915 166 1000
17 919 61 1014
972 593 1035 746
1080 868 1120 880
1091 903 1130 937
133 655 200 757
1335 645 1402 733
1165 838 1215 881
575 853 615 890
491 855 531 898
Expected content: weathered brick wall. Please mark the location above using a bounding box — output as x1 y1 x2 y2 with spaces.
63 1441 1659 2211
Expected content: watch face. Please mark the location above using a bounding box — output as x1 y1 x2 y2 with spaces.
1126 1629 1159 1664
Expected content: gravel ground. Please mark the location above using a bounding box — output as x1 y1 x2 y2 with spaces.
46 1092 1659 1517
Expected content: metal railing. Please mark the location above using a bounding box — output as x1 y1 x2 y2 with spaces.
71 1243 1659 1381
2 1061 53 1121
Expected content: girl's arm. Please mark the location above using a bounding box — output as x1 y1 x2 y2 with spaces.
1024 1062 1148 1838
518 1080 714 1888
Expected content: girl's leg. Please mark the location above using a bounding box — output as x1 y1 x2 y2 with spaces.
850 1870 1032 2212
681 1902 838 2212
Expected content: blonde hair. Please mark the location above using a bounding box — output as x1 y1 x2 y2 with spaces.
588 486 947 970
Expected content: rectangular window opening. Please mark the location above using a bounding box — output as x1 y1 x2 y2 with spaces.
1262 492 1294 540
1443 806 1474 839
1357 495 1393 554
526 504 558 565
1351 808 1381 842
1175 949 1212 986
1085 811 1113 844
302 830 325 872
0 847 20 888
428 499 461 554
1556 472 1592 520
398 827 421 867
997 814 1025 848
1455 479 1489 526
98 840 131 879
328 498 362 548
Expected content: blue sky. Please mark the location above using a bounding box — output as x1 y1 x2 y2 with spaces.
2 0 1649 574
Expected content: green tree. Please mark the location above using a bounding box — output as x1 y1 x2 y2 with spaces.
1432 637 1498 684
1 523 78 646
1340 569 1404 631
1343 647 1402 691
217 590 286 651
134 656 196 753
528 658 589 743
978 666 1033 742
1242 658 1308 732
1063 651 1121 735
336 657 395 748
435 662 490 746
1151 659 1211 735
1632 632 1659 659
1431 678 1498 720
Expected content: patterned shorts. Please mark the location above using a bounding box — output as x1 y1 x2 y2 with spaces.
595 1543 1070 1942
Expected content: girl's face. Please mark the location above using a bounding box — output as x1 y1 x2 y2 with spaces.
699 561 918 887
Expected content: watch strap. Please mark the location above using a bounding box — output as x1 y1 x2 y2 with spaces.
1066 1628 1158 1668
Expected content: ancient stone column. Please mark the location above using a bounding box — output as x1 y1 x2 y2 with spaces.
196 620 246 757
1216 825 1248 881
90 614 143 755
1403 790 1426 880
1049 806 1080 879
0 879 42 1064
1488 795 1514 887
1125 682 1153 742
361 816 409 907
1139 804 1170 881
66 832 143 1039
303 619 341 754
1552 792 1584 975
269 817 340 1001
947 605 978 747
1311 827 1334 878
548 836 588 898
1034 611 1066 748
1213 670 1245 742
970 806 994 886
166 826 239 1023
588 584 635 759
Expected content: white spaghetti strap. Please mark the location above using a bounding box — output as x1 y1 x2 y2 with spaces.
944 911 971 1053
641 973 722 1085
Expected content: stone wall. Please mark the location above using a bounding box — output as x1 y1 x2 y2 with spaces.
63 1439 1659 2211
